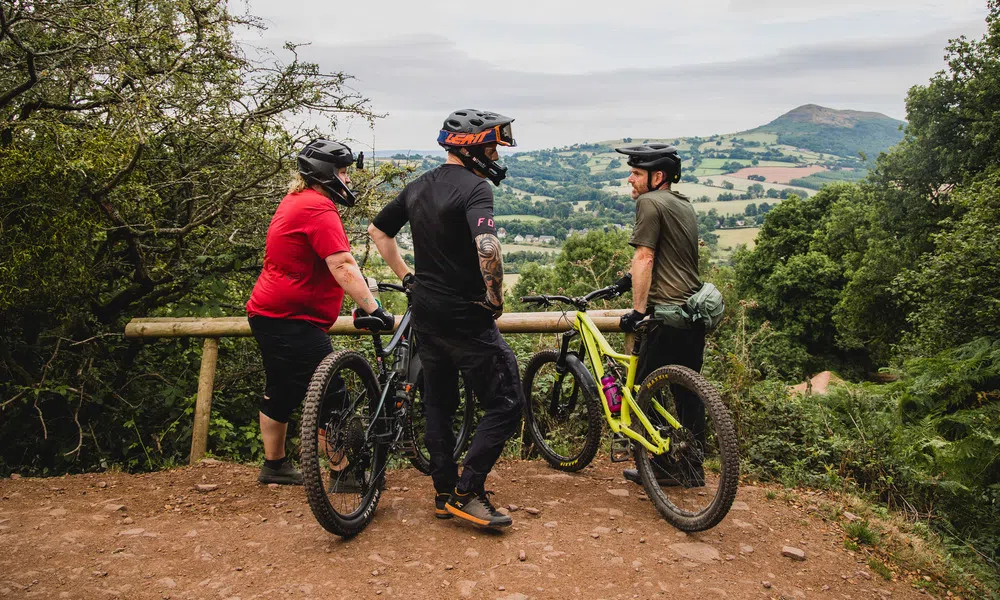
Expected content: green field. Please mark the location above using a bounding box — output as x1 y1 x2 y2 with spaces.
695 198 783 216
731 132 778 144
690 168 727 177
496 214 546 223
714 227 760 261
715 175 812 196
698 158 746 169
672 182 740 200
753 160 804 167
509 188 556 203
775 145 823 162
502 243 560 254
716 227 760 249
504 272 520 291
699 140 734 152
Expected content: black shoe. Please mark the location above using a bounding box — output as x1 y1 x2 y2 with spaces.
446 489 512 529
258 461 303 485
434 492 452 519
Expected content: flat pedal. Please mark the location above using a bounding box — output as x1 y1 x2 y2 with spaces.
610 432 631 462
398 439 419 459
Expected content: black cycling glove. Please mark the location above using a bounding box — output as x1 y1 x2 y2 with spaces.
611 273 633 295
372 306 395 330
619 309 646 333
354 306 395 331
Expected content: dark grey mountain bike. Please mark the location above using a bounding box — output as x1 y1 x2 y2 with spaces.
300 281 475 537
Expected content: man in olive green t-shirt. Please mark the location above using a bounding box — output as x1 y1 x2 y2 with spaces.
613 143 707 488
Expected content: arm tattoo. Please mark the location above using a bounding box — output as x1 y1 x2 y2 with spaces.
475 233 504 305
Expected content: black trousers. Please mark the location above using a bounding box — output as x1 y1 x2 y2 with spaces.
416 324 524 494
636 322 707 447
249 315 343 424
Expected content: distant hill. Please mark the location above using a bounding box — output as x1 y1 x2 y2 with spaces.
373 149 447 159
747 104 905 159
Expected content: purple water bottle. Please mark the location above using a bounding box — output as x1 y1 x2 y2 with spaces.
601 374 622 414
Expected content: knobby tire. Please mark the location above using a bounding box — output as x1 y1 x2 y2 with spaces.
301 350 386 538
523 350 603 472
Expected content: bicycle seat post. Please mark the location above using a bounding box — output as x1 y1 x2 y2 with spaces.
629 328 645 357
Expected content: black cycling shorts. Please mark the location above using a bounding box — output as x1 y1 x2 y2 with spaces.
249 315 333 423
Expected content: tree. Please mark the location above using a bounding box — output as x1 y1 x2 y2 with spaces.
899 170 1000 353
722 180 735 190
875 2 1000 198
0 0 391 473
511 230 632 301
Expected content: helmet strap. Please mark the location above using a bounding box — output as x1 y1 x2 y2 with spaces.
453 147 508 186
647 171 670 192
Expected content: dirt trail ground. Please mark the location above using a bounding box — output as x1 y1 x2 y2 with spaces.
1 458 927 600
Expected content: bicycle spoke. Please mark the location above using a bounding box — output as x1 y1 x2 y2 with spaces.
525 351 601 469
301 350 387 537
634 365 738 531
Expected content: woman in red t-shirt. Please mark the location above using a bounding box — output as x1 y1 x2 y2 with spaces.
247 139 393 485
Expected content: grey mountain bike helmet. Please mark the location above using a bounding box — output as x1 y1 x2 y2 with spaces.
297 139 365 207
615 143 682 191
437 109 516 186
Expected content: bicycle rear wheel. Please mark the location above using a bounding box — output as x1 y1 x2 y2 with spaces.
523 350 603 472
406 368 477 474
301 350 386 537
632 365 738 531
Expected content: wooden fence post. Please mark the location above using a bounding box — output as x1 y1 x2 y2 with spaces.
189 337 220 465
624 333 636 355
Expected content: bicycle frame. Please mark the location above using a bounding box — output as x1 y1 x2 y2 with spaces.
362 307 414 443
572 312 681 454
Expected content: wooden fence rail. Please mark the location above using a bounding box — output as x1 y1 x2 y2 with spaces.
124 310 630 464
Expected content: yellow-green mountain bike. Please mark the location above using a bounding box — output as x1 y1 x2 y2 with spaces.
520 284 739 531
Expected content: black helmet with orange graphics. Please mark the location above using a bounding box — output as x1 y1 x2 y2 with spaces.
437 109 516 186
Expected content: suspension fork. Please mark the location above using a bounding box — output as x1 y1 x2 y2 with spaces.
555 330 579 373
548 330 581 417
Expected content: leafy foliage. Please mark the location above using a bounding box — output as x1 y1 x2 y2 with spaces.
897 170 1000 353
0 0 391 473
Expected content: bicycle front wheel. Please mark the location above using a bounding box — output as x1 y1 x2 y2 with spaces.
523 350 603 472
633 365 739 532
406 368 477 474
300 350 386 538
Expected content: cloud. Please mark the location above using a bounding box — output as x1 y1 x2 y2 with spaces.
273 23 972 150
230 0 989 149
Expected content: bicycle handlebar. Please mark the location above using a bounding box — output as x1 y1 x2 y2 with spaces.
519 284 620 310
377 282 406 293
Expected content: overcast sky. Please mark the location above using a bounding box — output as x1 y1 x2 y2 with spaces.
231 0 989 152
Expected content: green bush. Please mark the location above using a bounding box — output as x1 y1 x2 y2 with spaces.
733 337 1000 564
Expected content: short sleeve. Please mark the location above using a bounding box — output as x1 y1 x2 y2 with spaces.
372 188 409 237
629 195 660 250
305 206 351 258
465 181 496 237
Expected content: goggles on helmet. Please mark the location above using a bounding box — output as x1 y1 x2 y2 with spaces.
437 123 516 148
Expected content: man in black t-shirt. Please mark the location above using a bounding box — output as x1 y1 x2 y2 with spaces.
368 109 523 529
